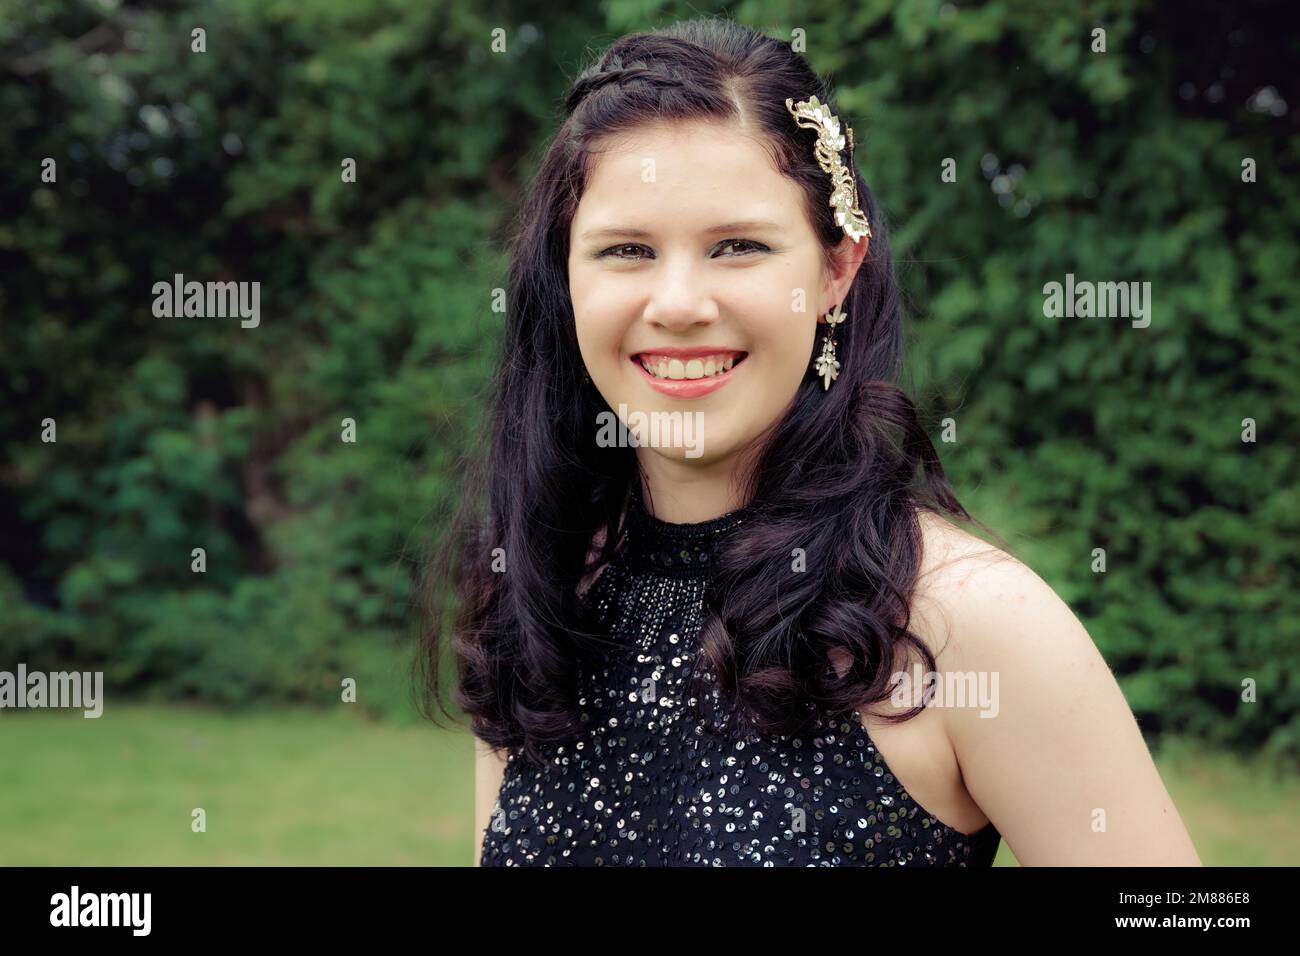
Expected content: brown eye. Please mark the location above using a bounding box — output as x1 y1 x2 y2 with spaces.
600 244 650 260
715 239 767 256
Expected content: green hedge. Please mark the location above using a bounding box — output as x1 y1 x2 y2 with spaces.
1 0 1295 757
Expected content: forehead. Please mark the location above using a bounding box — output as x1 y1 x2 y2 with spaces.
572 119 803 234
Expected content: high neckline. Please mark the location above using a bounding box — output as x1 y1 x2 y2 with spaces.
621 487 755 576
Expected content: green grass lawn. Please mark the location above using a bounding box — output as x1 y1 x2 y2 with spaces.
1 704 1294 865
0 704 471 865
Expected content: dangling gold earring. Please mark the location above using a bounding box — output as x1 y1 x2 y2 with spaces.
814 301 847 390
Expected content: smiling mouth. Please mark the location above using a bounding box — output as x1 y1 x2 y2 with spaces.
631 351 749 380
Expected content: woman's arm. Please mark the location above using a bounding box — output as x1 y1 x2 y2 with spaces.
473 738 509 866
924 532 1202 865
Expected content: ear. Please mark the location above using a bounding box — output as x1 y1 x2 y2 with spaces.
819 234 870 319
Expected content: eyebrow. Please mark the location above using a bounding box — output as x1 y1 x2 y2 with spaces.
579 219 783 242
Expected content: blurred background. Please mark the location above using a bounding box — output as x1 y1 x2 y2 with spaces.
1 0 1296 865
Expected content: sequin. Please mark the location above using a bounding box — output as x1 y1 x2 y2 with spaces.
479 491 1001 867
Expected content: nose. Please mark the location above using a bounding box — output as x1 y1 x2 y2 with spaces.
642 253 719 332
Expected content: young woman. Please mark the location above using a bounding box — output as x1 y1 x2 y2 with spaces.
418 17 1201 867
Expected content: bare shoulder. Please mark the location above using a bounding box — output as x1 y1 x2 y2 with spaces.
909 510 1032 657
910 509 1201 864
909 508 1102 683
914 509 1020 593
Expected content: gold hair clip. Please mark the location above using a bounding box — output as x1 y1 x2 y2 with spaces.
785 95 871 243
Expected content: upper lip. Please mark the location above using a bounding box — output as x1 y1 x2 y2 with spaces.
631 346 747 359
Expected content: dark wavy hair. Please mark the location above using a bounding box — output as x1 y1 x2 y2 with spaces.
415 16 1003 764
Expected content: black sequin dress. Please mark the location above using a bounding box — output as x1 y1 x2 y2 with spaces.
479 491 1002 867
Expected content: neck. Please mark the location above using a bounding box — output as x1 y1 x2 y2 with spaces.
635 448 755 523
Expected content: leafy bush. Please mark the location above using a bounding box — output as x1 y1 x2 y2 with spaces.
1 0 1295 756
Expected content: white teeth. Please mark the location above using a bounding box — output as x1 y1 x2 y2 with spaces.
638 353 744 380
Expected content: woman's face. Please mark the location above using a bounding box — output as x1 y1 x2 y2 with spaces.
567 118 867 473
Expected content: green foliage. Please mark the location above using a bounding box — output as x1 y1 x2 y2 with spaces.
739 0 1300 756
1 1 1295 755
0 0 535 719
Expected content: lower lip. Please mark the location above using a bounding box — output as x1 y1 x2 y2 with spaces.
631 355 747 398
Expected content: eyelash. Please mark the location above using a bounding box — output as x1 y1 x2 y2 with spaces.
597 239 769 260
